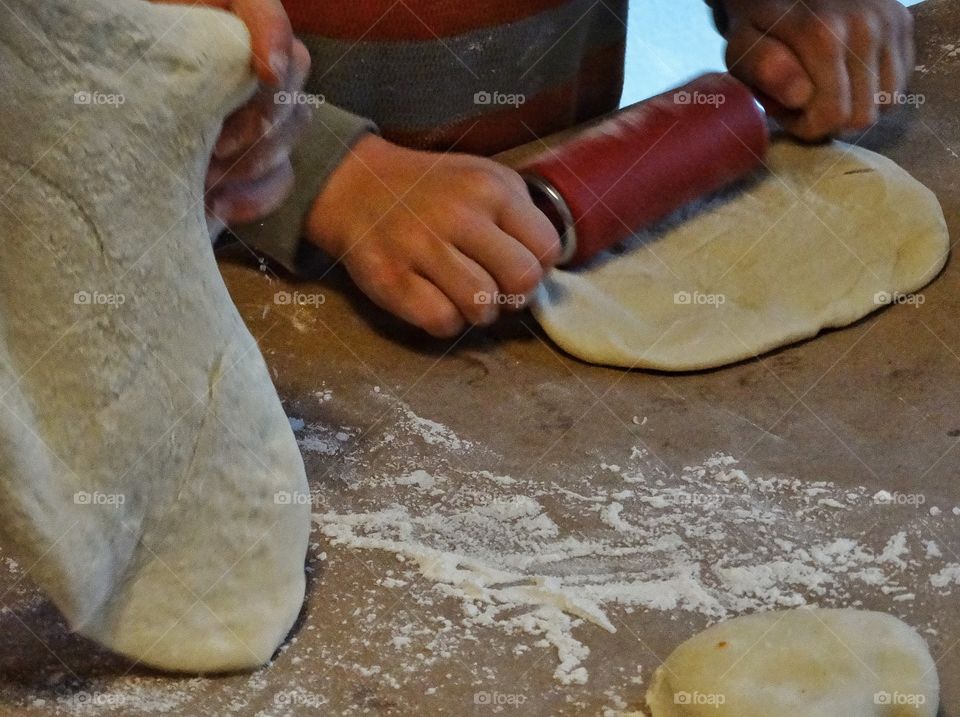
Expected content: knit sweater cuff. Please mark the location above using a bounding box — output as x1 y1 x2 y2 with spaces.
228 103 377 276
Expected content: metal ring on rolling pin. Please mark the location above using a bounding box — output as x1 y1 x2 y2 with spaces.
522 173 578 267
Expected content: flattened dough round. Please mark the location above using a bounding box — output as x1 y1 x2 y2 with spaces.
646 608 939 717
532 141 949 370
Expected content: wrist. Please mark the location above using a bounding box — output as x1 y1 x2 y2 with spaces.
306 133 391 257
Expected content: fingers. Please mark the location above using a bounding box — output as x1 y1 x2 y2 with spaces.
231 0 294 85
311 141 562 338
725 1 916 141
208 159 295 226
398 274 467 338
416 241 501 327
206 103 311 188
778 10 853 140
878 5 915 102
498 190 563 268
355 264 466 339
844 13 881 129
454 222 544 312
214 39 311 160
447 165 557 314
480 163 562 268
726 26 815 110
205 37 310 227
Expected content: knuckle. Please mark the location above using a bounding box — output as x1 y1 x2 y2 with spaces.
444 205 480 234
501 262 543 298
498 166 529 196
811 94 851 132
460 166 509 205
803 12 844 54
357 253 404 291
809 118 839 140
293 41 312 76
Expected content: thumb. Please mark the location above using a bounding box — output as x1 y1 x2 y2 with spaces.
232 0 294 86
725 25 815 111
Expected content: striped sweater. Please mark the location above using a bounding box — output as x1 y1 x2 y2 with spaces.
285 0 627 153
234 1 721 272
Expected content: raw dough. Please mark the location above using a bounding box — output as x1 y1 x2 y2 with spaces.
0 0 310 671
533 141 949 370
646 608 939 717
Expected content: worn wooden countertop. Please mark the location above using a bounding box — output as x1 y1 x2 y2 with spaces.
1 1 958 715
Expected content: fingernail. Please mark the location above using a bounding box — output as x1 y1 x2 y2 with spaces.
269 50 289 85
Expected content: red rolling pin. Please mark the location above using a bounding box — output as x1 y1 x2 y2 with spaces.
519 73 769 267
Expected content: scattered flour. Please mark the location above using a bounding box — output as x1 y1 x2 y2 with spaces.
372 391 472 452
289 420 352 457
394 469 437 490
399 408 470 450
931 564 960 589
314 440 957 685
39 679 200 715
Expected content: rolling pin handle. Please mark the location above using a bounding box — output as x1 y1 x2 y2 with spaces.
523 173 579 267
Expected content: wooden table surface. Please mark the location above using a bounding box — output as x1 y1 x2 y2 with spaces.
1 1 958 715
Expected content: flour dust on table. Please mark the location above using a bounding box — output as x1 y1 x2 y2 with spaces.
305 390 959 690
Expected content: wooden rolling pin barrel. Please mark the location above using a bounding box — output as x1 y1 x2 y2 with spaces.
519 73 770 266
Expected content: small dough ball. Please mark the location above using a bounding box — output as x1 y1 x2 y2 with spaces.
646 608 938 717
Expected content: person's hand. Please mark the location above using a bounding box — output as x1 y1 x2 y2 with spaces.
720 0 915 140
306 135 562 338
204 39 311 235
154 0 312 234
